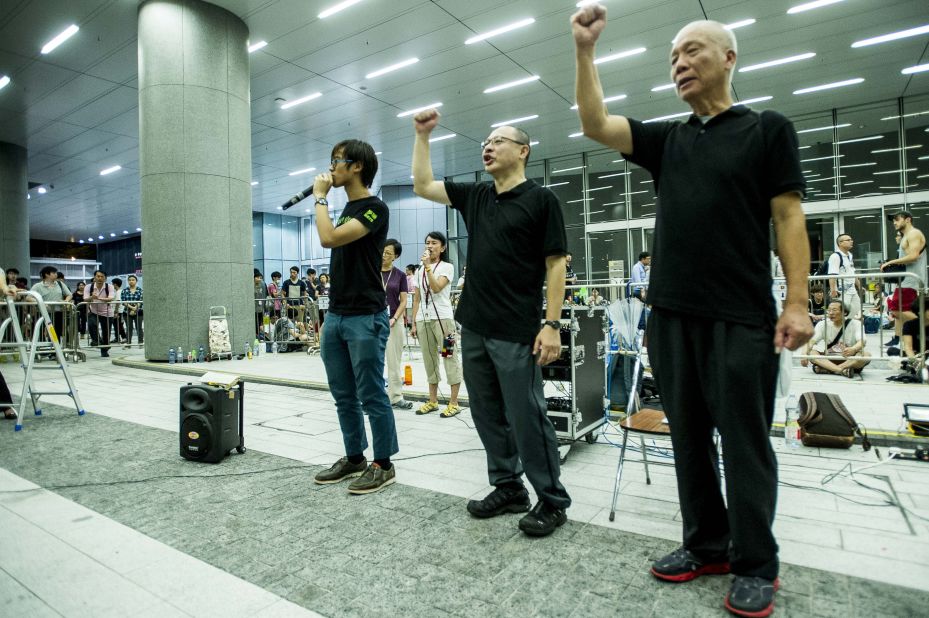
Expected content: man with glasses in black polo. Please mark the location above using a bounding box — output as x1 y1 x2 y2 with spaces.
411 109 572 538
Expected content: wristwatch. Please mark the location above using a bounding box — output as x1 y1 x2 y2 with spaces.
543 320 561 331
315 197 328 206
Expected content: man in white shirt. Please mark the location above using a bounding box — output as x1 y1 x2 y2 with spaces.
827 234 860 320
630 251 650 301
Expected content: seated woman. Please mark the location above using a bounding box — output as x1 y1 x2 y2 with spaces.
808 284 825 324
901 297 929 361
801 300 871 378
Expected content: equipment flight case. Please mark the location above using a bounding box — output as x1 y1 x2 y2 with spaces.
542 305 608 459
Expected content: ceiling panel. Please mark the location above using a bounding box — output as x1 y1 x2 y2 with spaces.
0 0 926 241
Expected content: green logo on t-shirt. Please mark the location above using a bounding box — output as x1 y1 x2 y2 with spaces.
363 209 377 223
337 215 352 226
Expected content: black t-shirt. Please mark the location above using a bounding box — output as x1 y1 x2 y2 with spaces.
282 278 307 305
445 179 567 344
625 106 805 326
902 317 929 346
328 196 389 316
304 279 318 300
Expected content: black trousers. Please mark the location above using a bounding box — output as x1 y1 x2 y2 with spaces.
0 369 12 408
647 309 780 580
88 313 111 354
126 310 143 343
462 327 571 510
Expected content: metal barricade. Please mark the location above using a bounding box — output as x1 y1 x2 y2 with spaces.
258 297 319 354
0 293 85 431
76 299 145 354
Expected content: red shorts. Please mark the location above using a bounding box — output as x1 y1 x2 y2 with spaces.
888 287 917 313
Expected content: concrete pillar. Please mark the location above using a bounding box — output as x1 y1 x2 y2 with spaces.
138 0 253 360
0 142 29 276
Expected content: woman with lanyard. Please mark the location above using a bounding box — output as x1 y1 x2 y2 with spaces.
411 231 462 417
381 239 412 410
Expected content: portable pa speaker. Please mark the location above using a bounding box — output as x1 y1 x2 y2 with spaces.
179 383 245 463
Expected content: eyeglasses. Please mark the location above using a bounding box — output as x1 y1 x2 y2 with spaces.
480 136 528 150
330 158 354 166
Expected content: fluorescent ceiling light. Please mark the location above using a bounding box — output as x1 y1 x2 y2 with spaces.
873 168 916 175
598 172 629 179
37 186 47 194
872 145 921 153
571 94 626 109
569 131 584 138
280 92 322 110
484 75 539 94
122 230 129 234
602 201 624 206
318 0 364 19
248 41 267 53
99 165 121 176
844 180 874 186
109 233 116 237
136 228 142 232
374 151 382 155
41 24 79 54
98 235 104 239
0 75 9 90
807 176 842 183
79 240 84 244
544 182 569 188
553 166 585 174
651 83 676 92
594 47 646 65
902 63 929 75
800 154 843 163
490 114 538 127
881 110 929 121
798 145 811 149
739 52 815 73
289 167 316 176
529 140 540 146
250 181 259 186
566 198 593 203
576 1 600 6
365 57 419 79
835 136 883 145
428 133 456 143
793 78 863 95
737 96 774 105
612 159 624 163
919 155 929 160
797 123 851 134
644 111 690 123
852 24 929 48
841 162 877 167
725 19 756 30
465 18 535 45
787 0 845 15
586 186 613 192
854 215 875 219
396 102 442 117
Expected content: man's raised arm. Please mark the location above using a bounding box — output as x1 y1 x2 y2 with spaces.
572 4 634 155
411 109 451 205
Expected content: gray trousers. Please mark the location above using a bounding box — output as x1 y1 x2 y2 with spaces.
462 327 571 510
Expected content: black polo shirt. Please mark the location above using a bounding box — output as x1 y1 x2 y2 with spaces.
625 105 805 326
444 179 567 344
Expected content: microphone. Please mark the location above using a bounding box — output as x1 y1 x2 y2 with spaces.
281 185 314 210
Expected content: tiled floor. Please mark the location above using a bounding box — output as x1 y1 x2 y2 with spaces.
0 338 927 616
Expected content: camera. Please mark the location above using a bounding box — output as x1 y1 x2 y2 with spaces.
441 334 455 358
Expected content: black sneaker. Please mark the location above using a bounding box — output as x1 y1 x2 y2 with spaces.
314 457 368 485
467 485 531 518
517 501 567 537
724 576 779 617
650 547 731 583
885 336 900 346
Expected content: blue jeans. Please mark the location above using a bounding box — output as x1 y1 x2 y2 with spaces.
320 311 398 460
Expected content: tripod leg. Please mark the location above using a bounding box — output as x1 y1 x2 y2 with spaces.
609 429 630 522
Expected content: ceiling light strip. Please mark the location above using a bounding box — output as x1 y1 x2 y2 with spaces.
490 114 538 127
594 47 647 65
280 92 322 109
739 52 815 73
465 18 535 45
787 0 845 15
41 24 79 54
397 102 442 118
793 78 863 95
484 75 540 94
852 24 929 48
319 0 364 19
366 57 419 79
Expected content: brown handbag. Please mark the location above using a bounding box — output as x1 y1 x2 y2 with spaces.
797 392 871 450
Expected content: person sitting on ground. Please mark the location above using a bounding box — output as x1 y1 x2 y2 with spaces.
901 297 929 361
587 288 607 306
808 284 826 324
801 300 871 378
272 315 311 351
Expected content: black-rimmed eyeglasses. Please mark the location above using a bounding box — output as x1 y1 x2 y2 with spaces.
480 136 527 150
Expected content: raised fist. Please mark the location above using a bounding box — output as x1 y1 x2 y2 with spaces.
570 4 607 47
413 109 440 135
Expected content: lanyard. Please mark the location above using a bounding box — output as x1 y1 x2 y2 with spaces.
381 269 393 291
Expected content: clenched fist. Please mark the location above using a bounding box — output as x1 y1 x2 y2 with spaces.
313 172 333 199
571 3 607 48
413 109 440 135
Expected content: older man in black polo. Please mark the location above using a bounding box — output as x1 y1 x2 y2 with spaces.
573 5 812 618
411 109 572 538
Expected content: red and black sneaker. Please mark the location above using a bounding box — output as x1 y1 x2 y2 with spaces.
724 576 780 618
650 546 731 583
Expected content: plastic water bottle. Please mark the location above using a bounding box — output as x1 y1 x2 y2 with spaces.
168 347 176 364
784 395 802 449
177 345 183 363
272 341 278 355
187 351 193 363
198 345 205 363
253 338 260 357
245 341 252 359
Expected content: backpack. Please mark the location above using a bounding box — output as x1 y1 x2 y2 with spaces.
814 251 843 278
797 392 870 450
272 318 297 352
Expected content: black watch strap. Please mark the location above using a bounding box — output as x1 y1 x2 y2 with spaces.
543 320 561 330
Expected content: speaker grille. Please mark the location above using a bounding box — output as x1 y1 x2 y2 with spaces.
180 414 212 460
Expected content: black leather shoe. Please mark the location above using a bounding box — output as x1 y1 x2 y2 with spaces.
467 485 530 518
517 500 567 537
724 576 779 617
